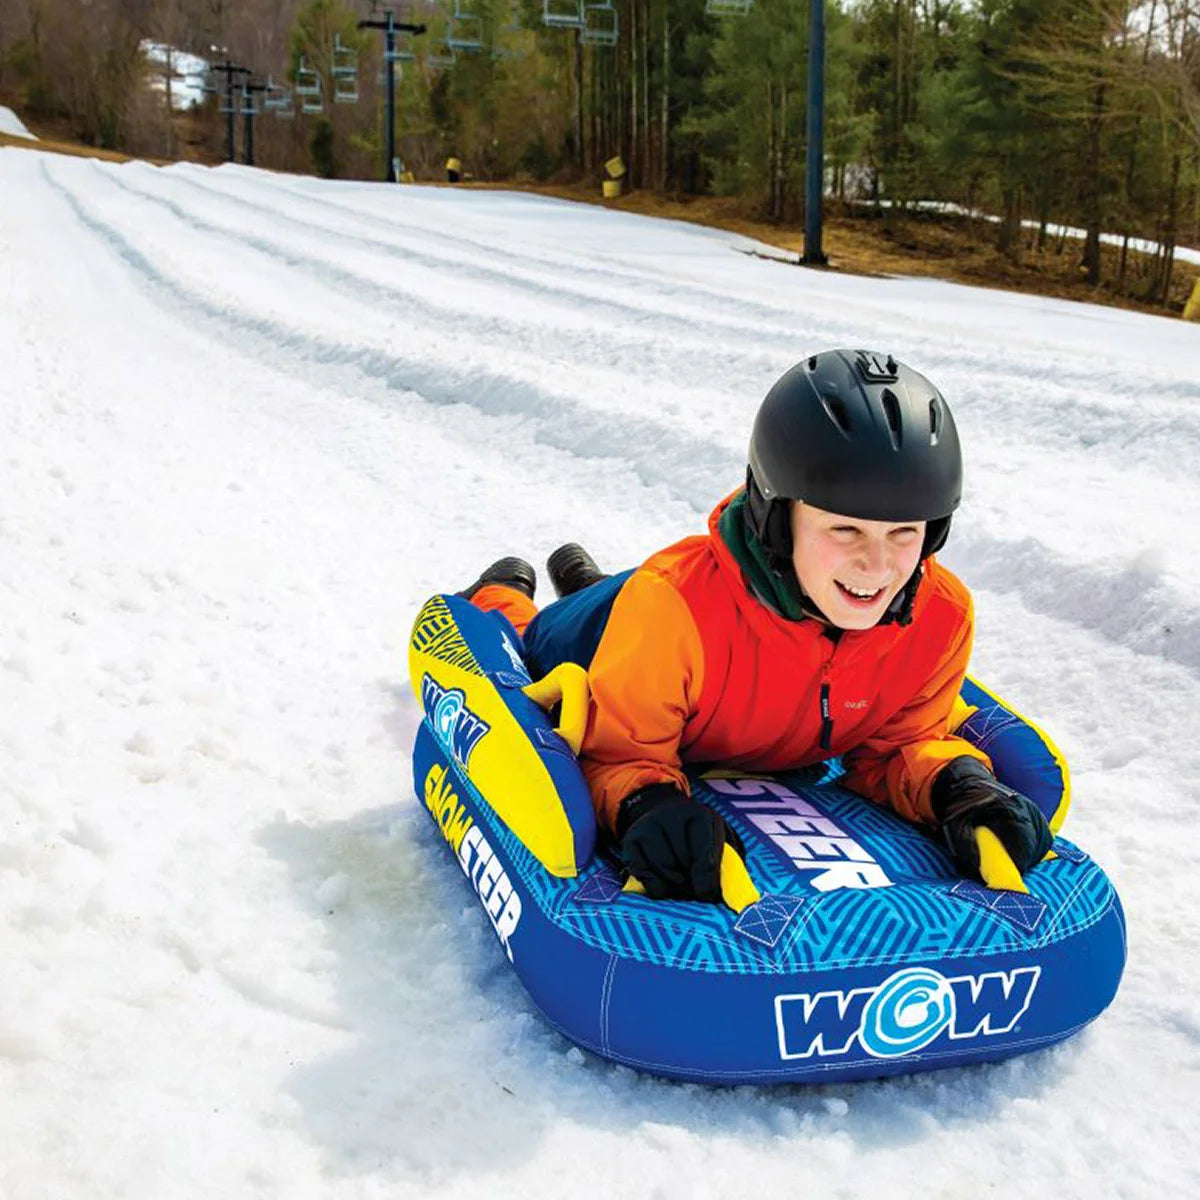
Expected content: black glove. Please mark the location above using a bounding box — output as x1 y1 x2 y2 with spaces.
615 784 741 902
931 756 1053 881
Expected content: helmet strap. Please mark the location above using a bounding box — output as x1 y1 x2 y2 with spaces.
923 515 952 557
882 565 923 627
745 468 794 566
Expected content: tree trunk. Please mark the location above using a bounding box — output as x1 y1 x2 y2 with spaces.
1159 146 1182 304
1081 81 1108 286
164 43 175 158
629 0 638 186
660 4 670 191
997 184 1021 263
574 31 585 175
642 0 651 190
778 79 787 220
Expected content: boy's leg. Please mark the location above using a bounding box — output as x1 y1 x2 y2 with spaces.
470 583 538 636
459 556 538 635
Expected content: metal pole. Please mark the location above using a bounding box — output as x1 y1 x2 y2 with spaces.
225 63 236 163
244 102 254 166
385 10 396 183
359 15 424 184
803 0 827 265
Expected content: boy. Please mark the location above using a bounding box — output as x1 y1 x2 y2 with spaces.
463 349 1052 901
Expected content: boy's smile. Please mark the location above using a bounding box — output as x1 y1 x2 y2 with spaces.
790 503 926 630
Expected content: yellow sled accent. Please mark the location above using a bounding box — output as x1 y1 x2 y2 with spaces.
409 596 582 878
522 662 590 756
975 827 1028 893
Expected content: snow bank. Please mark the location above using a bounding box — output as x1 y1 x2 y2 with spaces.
0 105 36 139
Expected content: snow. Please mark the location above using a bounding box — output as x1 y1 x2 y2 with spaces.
860 197 1200 266
0 104 36 139
2 146 1198 1200
141 43 210 110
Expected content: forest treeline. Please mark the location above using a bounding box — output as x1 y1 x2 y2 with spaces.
3 1 1199 307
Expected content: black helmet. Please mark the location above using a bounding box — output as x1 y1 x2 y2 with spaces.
746 349 962 561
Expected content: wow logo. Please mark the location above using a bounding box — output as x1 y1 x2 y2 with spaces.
859 968 956 1057
775 965 1040 1061
422 673 490 769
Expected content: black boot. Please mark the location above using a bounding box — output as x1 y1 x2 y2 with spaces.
459 557 537 600
547 543 605 598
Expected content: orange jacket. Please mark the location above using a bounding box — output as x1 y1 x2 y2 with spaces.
581 493 989 830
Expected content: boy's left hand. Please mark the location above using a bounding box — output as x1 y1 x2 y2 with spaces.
931 756 1053 885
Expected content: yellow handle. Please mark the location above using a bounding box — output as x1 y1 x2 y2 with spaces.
975 827 1028 893
718 843 762 913
521 662 590 756
622 843 762 914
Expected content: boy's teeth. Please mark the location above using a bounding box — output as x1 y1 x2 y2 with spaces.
843 584 878 598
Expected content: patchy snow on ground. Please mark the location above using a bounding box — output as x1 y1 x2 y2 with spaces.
2 147 1198 1200
849 196 1200 265
0 104 37 139
141 42 210 110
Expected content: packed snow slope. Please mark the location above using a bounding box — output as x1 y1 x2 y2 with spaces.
2 147 1198 1200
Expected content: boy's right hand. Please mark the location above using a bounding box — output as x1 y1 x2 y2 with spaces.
931 756 1053 885
616 785 739 902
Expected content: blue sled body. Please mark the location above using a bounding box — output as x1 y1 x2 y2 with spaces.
409 595 1126 1086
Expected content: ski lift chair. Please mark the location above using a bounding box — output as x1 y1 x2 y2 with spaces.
582 2 618 46
264 78 295 119
238 84 260 117
543 0 585 29
705 0 753 14
295 58 324 114
426 37 457 70
388 31 417 64
493 2 526 58
332 33 360 103
447 3 484 52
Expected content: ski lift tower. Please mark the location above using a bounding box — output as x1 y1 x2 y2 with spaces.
241 80 269 166
803 0 827 265
358 8 427 183
208 58 251 162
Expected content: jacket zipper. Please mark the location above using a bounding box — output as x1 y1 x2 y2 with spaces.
819 658 834 750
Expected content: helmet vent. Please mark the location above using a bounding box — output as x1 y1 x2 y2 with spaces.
880 388 903 448
929 397 942 445
821 391 853 436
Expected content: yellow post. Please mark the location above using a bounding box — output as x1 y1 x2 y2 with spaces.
602 179 622 199
1184 277 1200 322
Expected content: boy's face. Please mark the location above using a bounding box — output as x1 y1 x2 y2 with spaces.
790 502 926 630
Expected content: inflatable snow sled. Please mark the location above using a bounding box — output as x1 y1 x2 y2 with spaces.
408 593 1126 1085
